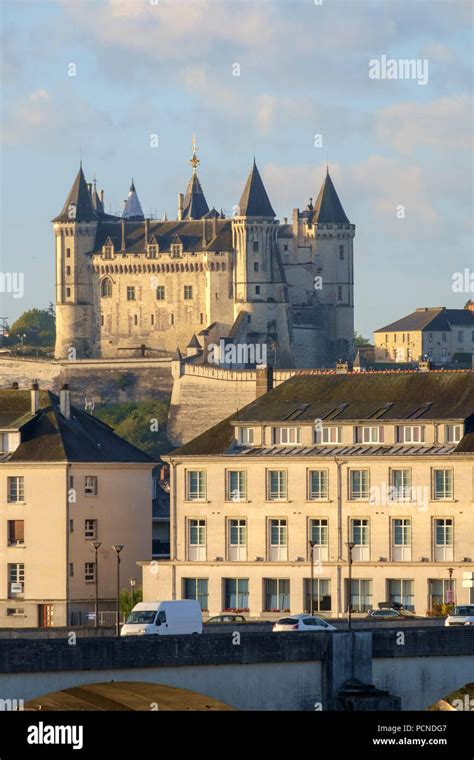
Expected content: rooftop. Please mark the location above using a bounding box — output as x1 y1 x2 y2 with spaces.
375 307 474 334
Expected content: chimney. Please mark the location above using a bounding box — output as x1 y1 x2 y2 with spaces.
100 190 104 204
144 218 149 247
121 219 126 251
59 384 71 419
256 365 274 398
201 219 207 247
31 382 40 415
177 193 184 221
336 360 353 374
212 216 217 239
292 208 299 237
11 381 19 389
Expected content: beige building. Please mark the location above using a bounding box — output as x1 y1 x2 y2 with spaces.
142 368 474 618
374 306 474 364
53 145 355 369
0 385 156 627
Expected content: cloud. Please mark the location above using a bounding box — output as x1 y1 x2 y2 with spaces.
375 96 472 155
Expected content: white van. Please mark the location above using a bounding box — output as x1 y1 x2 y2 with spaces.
120 600 203 636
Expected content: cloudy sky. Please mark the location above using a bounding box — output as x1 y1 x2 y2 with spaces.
1 0 472 337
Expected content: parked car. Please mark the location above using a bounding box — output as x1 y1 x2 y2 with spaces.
120 600 202 636
273 614 336 632
444 605 474 627
207 614 247 624
366 608 420 621
378 601 404 610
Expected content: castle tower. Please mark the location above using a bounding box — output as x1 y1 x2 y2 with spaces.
309 169 355 361
180 136 210 220
231 161 294 367
52 165 99 359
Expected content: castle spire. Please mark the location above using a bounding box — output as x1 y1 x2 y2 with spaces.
182 137 210 220
123 178 144 220
238 160 275 218
52 165 97 223
190 134 200 175
311 171 350 224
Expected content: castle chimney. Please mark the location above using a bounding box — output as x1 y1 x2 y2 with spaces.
144 218 149 246
201 219 207 247
256 365 274 398
121 219 126 251
31 382 40 415
59 384 71 419
292 208 299 238
100 190 104 204
177 193 184 221
212 216 217 239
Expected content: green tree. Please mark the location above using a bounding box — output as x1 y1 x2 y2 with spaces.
464 299 473 309
9 308 55 347
95 400 173 459
354 330 371 347
120 587 143 621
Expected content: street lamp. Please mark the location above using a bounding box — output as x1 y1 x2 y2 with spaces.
90 541 102 628
309 540 316 615
447 567 455 605
346 542 355 630
112 545 124 636
129 577 136 611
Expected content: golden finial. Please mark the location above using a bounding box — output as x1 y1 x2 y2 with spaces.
190 134 200 174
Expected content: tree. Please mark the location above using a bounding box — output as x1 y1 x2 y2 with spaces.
354 331 371 347
464 299 473 310
95 400 172 459
120 586 143 620
9 308 55 347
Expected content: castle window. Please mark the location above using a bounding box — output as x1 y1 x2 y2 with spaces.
252 241 259 252
134 315 138 326
66 248 71 258
255 286 261 295
339 245 344 260
254 262 259 272
103 245 113 259
200 313 204 324
101 314 104 327
156 286 165 300
170 313 175 325
151 314 154 326
337 286 343 301
101 278 112 298
66 287 71 297
184 285 193 300
66 266 71 275
283 244 288 251
148 244 158 258
171 243 182 257
127 286 136 301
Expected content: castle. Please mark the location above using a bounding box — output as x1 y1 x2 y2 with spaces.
53 141 355 368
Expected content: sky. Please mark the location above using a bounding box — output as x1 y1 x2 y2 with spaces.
0 0 473 338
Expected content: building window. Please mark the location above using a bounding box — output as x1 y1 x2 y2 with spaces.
264 579 290 612
7 476 24 503
156 286 165 300
434 518 453 561
134 314 138 326
183 578 208 611
228 519 247 561
85 563 96 583
442 332 447 342
150 314 154 326
186 471 206 501
227 471 247 501
8 520 24 546
355 426 384 444
337 286 343 301
397 426 425 443
224 578 249 611
200 313 204 324
101 278 112 298
170 313 175 326
252 241 259 252
148 245 158 258
314 426 342 444
85 520 97 540
104 245 113 259
188 519 206 561
267 470 287 500
66 266 71 275
427 333 433 343
238 427 254 445
427 348 433 359
85 476 98 496
8 564 25 597
308 470 328 500
66 248 70 258
458 331 464 343
433 469 453 499
69 563 74 577
429 578 456 609
305 578 331 613
388 579 414 610
271 427 302 445
309 519 328 561
392 519 411 561
348 579 372 612
184 285 193 300
254 262 259 272
101 314 104 327
445 425 463 444
350 519 370 561
268 518 287 561
171 243 182 257
6 608 25 617
255 285 261 295
127 286 136 301
349 470 369 500
66 287 71 297
390 469 412 501
339 245 344 260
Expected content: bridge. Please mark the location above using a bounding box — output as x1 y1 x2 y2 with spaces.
1 628 473 711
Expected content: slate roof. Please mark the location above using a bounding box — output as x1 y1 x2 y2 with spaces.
0 390 156 463
171 370 474 457
91 219 233 255
238 161 276 218
375 307 474 333
311 171 350 225
52 166 98 223
182 173 210 220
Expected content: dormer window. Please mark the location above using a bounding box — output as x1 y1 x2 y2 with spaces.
397 426 425 444
171 243 182 257
148 244 159 258
445 425 463 444
272 427 301 445
355 426 384 444
314 426 342 444
238 427 254 445
103 241 114 259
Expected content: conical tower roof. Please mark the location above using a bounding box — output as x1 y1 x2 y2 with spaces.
123 179 144 220
52 165 97 222
91 180 104 215
238 160 275 217
311 171 349 224
182 173 210 220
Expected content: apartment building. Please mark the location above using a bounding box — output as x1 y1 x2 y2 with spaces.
0 384 156 627
142 368 474 618
374 306 474 364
